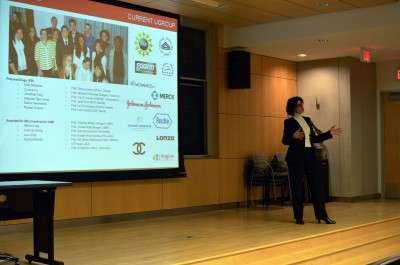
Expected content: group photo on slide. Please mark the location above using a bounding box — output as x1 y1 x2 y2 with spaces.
8 5 129 84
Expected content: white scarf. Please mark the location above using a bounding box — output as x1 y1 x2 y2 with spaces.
64 65 73 80
293 114 312 147
13 39 27 71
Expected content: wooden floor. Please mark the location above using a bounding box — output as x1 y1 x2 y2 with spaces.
1 200 400 265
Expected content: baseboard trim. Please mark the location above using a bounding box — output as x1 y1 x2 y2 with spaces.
0 202 238 232
331 193 381 202
385 183 400 198
0 200 288 233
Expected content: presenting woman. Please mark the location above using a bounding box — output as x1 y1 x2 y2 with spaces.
282 97 342 225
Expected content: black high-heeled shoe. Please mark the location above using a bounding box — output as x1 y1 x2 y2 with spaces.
296 219 305 225
317 217 336 224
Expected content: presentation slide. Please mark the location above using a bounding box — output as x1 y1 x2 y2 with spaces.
0 0 179 175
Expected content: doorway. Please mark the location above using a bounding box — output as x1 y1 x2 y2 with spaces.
382 93 400 197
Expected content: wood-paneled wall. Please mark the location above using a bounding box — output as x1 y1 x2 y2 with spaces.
383 94 400 197
4 48 297 223
49 50 297 220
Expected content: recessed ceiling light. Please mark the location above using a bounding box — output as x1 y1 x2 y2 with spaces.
297 53 307 57
319 2 330 7
191 0 221 8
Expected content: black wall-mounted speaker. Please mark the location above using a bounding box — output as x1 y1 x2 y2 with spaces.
227 50 250 89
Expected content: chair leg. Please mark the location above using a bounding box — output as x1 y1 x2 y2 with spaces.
247 185 251 208
263 184 267 207
266 183 270 206
0 254 19 265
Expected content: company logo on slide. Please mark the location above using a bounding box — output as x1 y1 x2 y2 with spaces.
153 113 172 129
151 91 175 101
130 81 155 89
156 135 175 141
128 116 152 130
162 63 174 76
153 153 175 161
159 37 173 56
127 100 161 110
132 142 146 155
135 61 157 75
151 90 159 100
135 32 152 56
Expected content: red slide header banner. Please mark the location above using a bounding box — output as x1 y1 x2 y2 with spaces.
13 0 178 32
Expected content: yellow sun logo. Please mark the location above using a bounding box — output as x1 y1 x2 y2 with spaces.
135 32 152 56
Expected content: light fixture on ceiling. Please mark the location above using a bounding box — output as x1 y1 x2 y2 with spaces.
319 2 330 7
191 0 221 8
297 53 307 57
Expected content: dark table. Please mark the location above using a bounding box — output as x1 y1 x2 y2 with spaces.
0 180 71 265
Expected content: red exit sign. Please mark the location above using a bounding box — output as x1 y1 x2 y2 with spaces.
360 47 371 63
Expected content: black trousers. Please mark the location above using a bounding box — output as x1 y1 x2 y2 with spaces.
287 149 328 221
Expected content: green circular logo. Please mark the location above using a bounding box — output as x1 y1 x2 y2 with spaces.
135 32 152 56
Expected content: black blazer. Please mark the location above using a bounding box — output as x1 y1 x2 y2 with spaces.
282 116 332 161
56 37 74 70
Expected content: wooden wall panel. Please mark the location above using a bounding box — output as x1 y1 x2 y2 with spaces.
91 180 163 216
261 56 297 80
162 159 220 209
55 183 92 220
218 73 263 116
383 95 400 184
219 52 296 118
267 117 287 155
218 73 296 117
219 114 263 158
261 77 286 117
219 158 246 203
219 115 287 159
251 54 262 75
217 48 226 70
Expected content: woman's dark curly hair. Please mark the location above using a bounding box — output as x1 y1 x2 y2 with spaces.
286 96 304 116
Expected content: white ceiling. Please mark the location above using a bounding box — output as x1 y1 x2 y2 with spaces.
224 2 400 62
123 0 397 27
247 26 400 62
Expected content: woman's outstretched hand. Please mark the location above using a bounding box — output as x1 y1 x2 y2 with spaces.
330 126 343 136
293 129 305 140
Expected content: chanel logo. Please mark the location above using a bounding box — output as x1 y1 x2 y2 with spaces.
132 142 146 155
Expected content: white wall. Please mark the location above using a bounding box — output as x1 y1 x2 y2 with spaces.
297 59 343 197
298 58 378 198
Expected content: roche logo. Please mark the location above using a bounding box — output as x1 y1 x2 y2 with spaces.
153 113 172 129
